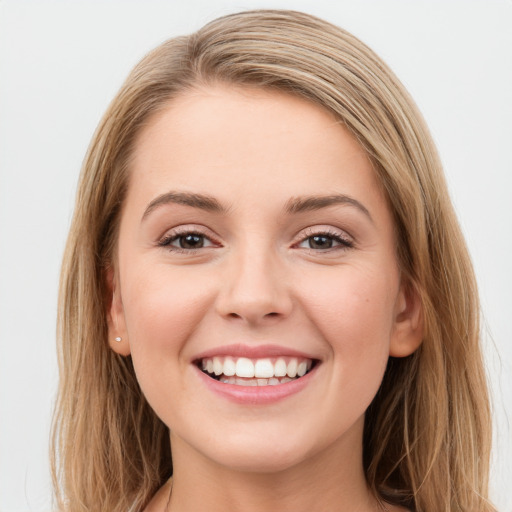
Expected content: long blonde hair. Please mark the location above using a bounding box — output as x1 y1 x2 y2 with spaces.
51 9 494 511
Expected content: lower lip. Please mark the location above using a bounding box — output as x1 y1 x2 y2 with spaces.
194 365 319 405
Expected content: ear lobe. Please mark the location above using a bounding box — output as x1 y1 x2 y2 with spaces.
105 267 131 356
389 280 423 358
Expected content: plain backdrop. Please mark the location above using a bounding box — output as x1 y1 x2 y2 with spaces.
0 1 511 511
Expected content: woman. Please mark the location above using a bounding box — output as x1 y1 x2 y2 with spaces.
51 9 495 512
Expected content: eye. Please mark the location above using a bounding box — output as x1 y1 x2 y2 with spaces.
174 233 209 249
296 229 353 251
158 230 217 252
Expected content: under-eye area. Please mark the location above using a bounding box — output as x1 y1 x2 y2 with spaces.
196 356 318 386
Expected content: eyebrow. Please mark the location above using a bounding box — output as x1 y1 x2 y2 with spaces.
142 191 372 223
285 194 373 222
142 191 227 220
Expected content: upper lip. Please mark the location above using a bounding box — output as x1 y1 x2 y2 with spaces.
192 343 319 362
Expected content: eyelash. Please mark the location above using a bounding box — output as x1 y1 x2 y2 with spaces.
158 229 219 254
295 228 354 252
158 227 354 254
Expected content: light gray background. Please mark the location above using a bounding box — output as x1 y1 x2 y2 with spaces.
1 1 511 511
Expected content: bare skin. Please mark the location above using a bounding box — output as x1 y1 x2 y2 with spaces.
109 85 422 512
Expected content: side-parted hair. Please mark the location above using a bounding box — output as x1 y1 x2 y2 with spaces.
51 9 494 512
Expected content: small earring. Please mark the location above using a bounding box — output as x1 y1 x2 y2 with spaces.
114 336 122 342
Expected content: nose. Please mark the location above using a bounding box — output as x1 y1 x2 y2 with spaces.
215 247 293 326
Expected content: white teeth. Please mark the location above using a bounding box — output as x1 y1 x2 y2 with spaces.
286 359 298 378
254 358 274 378
274 358 287 377
223 356 236 376
201 355 314 383
236 377 258 386
222 376 296 386
236 357 255 378
213 356 223 376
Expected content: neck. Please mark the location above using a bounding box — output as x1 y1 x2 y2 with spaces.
164 419 382 512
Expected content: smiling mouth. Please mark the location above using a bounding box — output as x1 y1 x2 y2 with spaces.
196 356 317 386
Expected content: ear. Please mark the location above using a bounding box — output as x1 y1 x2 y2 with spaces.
389 279 423 357
105 266 131 356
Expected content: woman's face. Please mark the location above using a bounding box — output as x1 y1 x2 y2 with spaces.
110 85 421 473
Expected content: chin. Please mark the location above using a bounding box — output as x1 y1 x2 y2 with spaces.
171 422 314 475
210 443 310 474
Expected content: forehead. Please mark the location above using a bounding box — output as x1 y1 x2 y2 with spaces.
127 84 386 216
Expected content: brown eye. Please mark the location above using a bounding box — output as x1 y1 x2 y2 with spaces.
308 235 334 250
159 231 216 251
296 230 353 252
177 234 205 249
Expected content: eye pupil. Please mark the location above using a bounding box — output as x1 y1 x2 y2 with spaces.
309 235 333 249
180 234 204 249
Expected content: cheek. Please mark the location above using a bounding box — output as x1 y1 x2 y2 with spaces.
299 267 397 391
120 263 214 374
